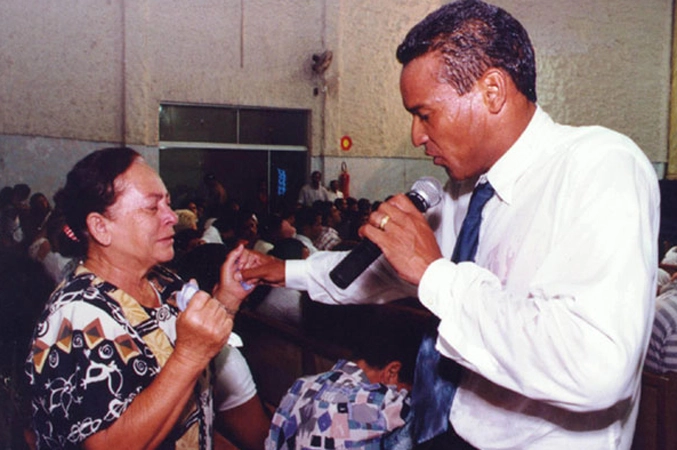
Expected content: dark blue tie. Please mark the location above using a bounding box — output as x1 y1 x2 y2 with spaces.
411 181 495 444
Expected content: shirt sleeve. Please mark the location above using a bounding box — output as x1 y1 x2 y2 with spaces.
418 142 660 413
286 250 417 305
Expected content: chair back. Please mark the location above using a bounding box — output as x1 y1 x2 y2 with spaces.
632 370 677 450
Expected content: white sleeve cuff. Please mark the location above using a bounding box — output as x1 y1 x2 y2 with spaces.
418 258 457 318
285 259 309 291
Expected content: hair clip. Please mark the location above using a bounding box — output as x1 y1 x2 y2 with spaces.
63 224 80 242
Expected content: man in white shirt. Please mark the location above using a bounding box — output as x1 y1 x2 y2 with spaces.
297 171 330 207
293 207 322 255
326 179 344 202
244 1 659 448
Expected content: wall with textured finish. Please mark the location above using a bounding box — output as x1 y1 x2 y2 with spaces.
0 0 672 201
0 136 157 201
0 1 124 142
327 0 672 162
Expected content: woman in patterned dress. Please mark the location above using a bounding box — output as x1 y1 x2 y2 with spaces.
25 147 253 449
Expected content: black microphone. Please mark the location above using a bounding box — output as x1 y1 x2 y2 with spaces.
329 176 443 289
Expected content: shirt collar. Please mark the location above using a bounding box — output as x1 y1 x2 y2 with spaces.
485 105 555 205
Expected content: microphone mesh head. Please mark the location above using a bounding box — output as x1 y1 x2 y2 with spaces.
411 176 443 209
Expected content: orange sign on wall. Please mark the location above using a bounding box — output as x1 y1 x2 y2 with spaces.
340 135 352 151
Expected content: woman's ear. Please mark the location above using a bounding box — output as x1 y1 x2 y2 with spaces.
86 212 112 247
480 68 508 114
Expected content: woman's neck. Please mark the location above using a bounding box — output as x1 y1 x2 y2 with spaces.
84 251 159 308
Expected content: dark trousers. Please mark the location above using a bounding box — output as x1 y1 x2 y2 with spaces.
414 427 478 450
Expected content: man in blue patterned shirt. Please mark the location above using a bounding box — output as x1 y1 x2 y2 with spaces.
266 311 422 449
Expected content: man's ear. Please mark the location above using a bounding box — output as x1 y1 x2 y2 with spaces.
480 68 508 114
382 361 402 385
86 212 112 247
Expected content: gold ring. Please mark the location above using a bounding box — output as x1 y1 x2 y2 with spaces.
378 215 391 231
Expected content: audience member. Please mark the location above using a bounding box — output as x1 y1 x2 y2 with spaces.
185 197 204 220
657 267 671 295
182 196 222 245
334 196 348 215
251 178 270 216
212 209 239 243
293 207 322 255
357 197 372 215
297 171 329 207
176 203 223 245
0 183 30 250
326 179 344 202
203 172 229 219
662 245 677 266
312 201 343 251
174 208 199 233
346 196 358 214
254 213 297 254
25 147 253 449
200 218 224 245
22 193 52 247
266 309 422 450
645 285 677 373
0 250 55 450
0 186 13 247
225 197 242 213
235 209 260 249
172 228 205 265
27 210 77 284
660 245 677 277
0 249 55 358
346 208 370 243
338 196 365 242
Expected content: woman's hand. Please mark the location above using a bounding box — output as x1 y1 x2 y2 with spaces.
213 244 256 315
174 290 232 368
84 289 232 450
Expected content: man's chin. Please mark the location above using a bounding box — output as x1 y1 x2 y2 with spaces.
443 166 457 180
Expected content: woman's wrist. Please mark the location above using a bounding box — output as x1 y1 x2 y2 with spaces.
219 303 239 318
213 291 241 317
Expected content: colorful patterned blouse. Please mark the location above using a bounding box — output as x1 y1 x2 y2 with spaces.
25 264 213 449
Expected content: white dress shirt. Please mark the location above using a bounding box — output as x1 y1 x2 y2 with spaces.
286 107 660 449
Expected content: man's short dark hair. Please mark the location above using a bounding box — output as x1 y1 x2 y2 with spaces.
350 307 425 384
396 0 537 102
295 206 321 231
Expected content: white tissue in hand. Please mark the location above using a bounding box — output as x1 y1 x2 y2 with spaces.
177 281 200 311
176 281 243 348
228 332 243 348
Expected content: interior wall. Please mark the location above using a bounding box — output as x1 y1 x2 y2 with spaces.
329 0 672 163
0 0 672 201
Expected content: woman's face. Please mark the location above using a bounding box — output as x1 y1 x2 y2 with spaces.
101 161 178 270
